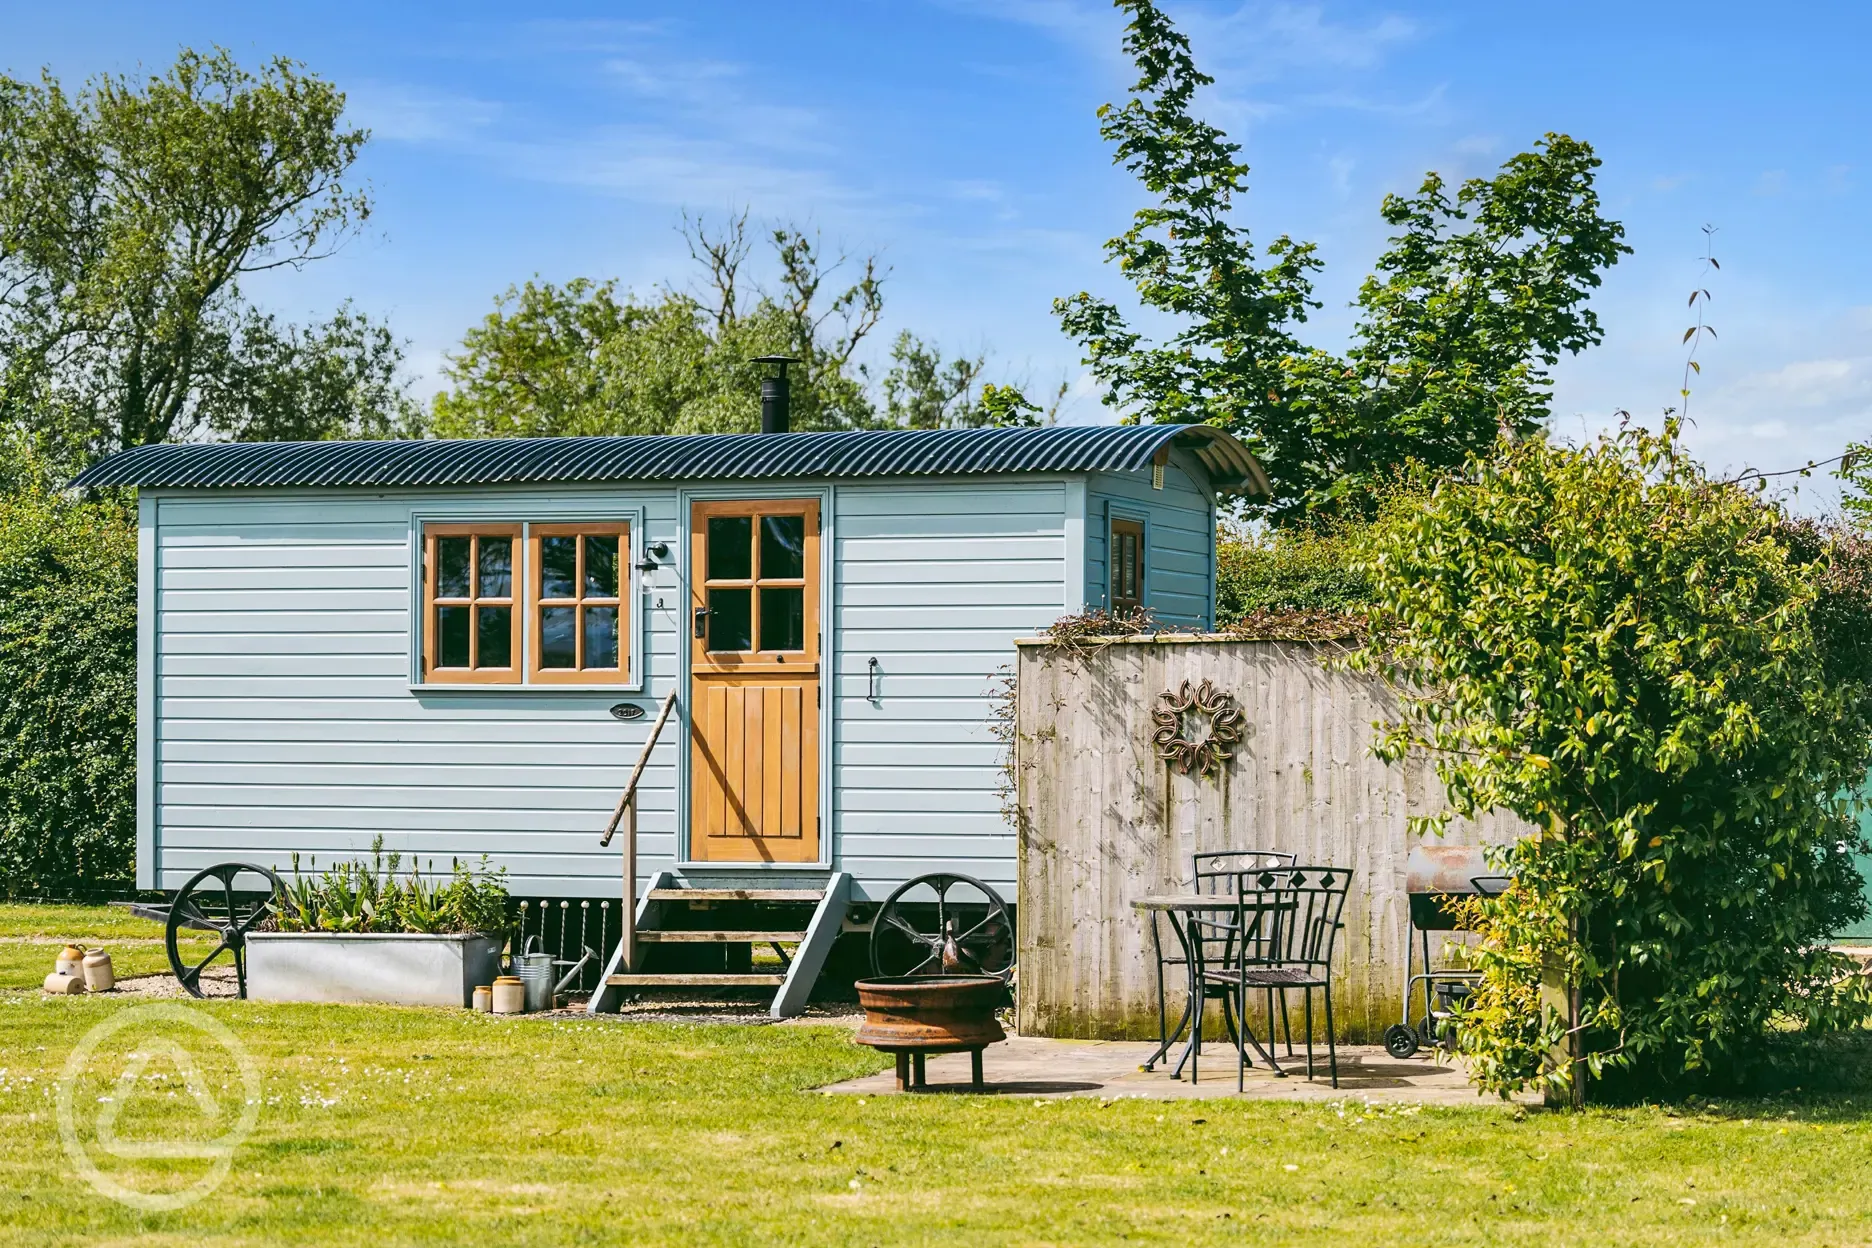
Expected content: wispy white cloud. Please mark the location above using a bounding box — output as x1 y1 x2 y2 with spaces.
1196 3 1418 78
1288 83 1449 121
929 0 1120 63
344 28 857 221
1755 169 1789 197
489 126 859 215
344 83 501 145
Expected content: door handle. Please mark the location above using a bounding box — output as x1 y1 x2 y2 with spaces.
693 606 709 638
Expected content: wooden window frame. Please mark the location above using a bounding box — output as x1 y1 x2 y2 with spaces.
690 498 820 673
421 523 524 685
1110 516 1145 613
525 521 633 685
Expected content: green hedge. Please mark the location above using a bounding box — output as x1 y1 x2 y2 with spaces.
1214 524 1372 625
0 487 137 898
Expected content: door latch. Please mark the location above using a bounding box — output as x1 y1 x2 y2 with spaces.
693 606 709 638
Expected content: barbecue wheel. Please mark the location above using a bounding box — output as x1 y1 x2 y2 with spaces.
165 862 285 999
870 873 1014 979
1383 1023 1420 1060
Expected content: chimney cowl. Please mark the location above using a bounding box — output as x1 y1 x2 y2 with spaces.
751 355 800 435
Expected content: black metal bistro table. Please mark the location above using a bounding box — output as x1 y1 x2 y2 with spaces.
1132 894 1290 1081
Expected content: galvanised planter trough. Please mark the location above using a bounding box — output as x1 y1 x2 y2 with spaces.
246 932 500 1008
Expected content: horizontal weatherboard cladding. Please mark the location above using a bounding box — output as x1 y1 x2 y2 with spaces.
829 480 1064 896
77 423 1268 495
1086 450 1218 627
141 476 1072 899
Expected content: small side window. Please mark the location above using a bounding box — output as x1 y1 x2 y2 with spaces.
1110 517 1145 613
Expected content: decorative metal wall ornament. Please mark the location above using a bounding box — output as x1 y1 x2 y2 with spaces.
1150 679 1244 776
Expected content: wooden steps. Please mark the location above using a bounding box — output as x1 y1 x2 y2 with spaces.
636 930 807 944
605 973 785 988
588 871 852 1018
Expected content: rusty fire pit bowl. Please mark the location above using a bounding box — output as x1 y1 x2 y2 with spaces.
853 975 1007 1091
854 975 1007 1052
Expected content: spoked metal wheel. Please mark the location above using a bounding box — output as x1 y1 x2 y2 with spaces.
870 872 1014 979
165 862 285 999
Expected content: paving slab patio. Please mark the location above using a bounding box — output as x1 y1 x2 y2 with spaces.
817 1033 1534 1105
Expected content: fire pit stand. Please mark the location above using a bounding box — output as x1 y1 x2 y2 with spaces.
853 975 1007 1092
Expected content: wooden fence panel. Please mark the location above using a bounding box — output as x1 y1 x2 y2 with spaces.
1014 637 1530 1042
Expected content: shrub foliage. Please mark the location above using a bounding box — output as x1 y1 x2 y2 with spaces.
0 481 137 898
1215 524 1372 625
1353 421 1872 1096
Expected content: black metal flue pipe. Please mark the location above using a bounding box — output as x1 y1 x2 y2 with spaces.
751 355 799 435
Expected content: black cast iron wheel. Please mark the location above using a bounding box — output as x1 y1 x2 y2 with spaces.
165 862 285 999
870 872 1014 980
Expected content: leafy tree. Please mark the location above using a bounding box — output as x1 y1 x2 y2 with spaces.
1352 421 1872 1097
428 278 633 439
1282 136 1630 516
200 303 419 442
1060 1 1629 524
432 216 887 438
1838 443 1872 532
0 47 407 461
1054 0 1317 456
882 331 983 429
879 333 1063 429
432 213 1048 438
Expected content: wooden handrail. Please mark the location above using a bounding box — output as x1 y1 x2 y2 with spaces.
600 689 677 978
600 689 678 848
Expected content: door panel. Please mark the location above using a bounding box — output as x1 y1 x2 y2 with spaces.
689 498 820 863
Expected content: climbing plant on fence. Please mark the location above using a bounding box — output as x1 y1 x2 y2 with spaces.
0 469 137 898
1352 420 1872 1098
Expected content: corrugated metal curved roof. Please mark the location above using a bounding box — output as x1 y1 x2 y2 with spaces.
71 423 1271 495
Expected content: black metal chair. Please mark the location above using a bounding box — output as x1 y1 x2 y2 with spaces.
1145 850 1295 1070
1193 865 1352 1090
1192 850 1297 893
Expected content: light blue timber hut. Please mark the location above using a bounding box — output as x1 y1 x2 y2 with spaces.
76 420 1269 1012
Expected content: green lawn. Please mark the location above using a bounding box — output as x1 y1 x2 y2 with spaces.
4 904 1872 1246
0 901 214 988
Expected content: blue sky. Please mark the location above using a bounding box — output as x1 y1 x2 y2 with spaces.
6 1 1870 504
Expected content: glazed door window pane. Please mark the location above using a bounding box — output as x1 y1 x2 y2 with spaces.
759 586 804 652
708 587 753 652
760 516 806 579
707 516 753 580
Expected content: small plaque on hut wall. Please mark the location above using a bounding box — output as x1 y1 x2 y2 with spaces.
609 703 646 721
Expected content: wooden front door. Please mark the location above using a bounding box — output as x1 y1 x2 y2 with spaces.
688 498 821 863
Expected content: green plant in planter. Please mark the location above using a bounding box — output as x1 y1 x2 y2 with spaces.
277 837 509 936
1352 419 1872 1099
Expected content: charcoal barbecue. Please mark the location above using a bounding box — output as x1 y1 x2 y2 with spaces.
1383 846 1511 1059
